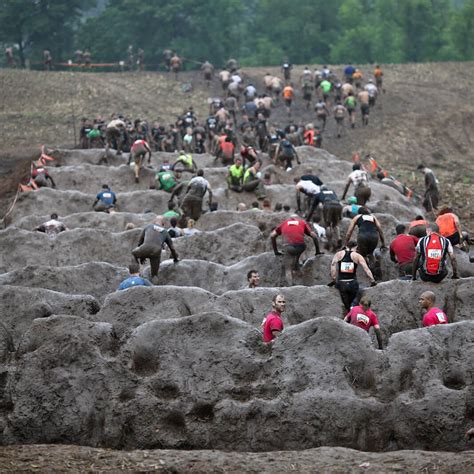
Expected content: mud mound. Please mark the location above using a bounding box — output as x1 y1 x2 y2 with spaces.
0 66 473 469
1 311 472 451
0 262 128 300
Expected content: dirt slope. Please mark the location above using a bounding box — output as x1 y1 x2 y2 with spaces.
0 62 473 224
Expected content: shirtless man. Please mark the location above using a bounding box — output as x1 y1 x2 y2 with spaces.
263 73 274 95
219 68 231 92
201 61 214 86
105 118 126 156
170 54 182 79
132 216 179 284
129 139 152 183
271 76 283 102
357 89 370 126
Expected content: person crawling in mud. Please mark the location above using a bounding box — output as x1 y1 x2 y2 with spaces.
31 164 56 188
93 184 117 213
35 213 68 238
132 216 179 284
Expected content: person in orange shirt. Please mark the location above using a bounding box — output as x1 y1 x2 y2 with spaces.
436 205 466 248
283 84 294 114
352 69 363 89
408 215 429 238
374 65 384 92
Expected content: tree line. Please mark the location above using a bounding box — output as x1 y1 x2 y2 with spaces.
1 0 474 68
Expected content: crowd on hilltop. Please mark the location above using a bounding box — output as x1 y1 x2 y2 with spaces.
21 55 471 353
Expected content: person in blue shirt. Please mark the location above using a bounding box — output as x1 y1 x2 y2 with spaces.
118 263 152 290
344 64 356 83
93 184 117 213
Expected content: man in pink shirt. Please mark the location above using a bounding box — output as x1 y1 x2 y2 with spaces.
262 294 285 343
419 291 448 327
344 296 383 349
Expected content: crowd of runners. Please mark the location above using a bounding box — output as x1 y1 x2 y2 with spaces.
19 54 471 352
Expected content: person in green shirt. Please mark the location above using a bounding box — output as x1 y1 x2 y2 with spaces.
319 79 332 103
243 161 266 199
344 91 357 129
227 157 244 192
163 201 181 218
154 169 182 193
172 150 197 172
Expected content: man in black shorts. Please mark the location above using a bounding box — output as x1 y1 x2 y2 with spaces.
330 241 377 312
345 207 386 278
412 223 458 283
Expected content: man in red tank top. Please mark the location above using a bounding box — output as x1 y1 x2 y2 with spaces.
271 215 322 285
419 291 448 327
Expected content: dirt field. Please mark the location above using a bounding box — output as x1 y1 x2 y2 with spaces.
0 63 473 226
1 63 473 228
0 444 473 473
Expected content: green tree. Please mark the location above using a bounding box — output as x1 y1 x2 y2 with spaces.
0 0 96 66
79 0 244 68
449 0 474 59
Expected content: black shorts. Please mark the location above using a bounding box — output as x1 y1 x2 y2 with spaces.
419 269 447 283
284 243 306 271
323 201 342 227
446 232 460 246
357 233 379 257
361 104 370 115
336 279 360 311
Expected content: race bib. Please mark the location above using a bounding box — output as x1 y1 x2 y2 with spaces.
102 192 112 199
356 313 370 326
427 249 442 259
287 220 299 226
341 262 355 273
436 312 446 323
